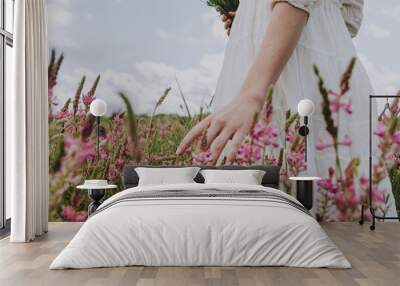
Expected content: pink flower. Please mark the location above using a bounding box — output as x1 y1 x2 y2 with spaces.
392 131 400 145
286 129 295 143
371 187 385 205
287 151 306 171
317 178 337 193
236 143 261 163
61 206 87 222
359 175 368 187
108 163 121 181
55 110 71 120
330 100 340 112
264 155 278 165
343 98 352 114
328 91 352 114
317 135 352 151
251 124 266 140
346 189 358 208
79 143 97 162
316 139 332 151
339 134 352 147
251 124 279 148
64 134 96 164
334 192 345 207
82 93 94 106
374 124 386 138
192 151 212 165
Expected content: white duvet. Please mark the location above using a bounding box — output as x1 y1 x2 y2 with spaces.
50 183 351 269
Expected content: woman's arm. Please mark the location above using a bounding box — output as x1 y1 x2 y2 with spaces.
176 3 308 164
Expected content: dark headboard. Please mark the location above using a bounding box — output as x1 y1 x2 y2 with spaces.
122 165 281 189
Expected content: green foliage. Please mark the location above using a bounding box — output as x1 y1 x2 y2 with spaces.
118 92 140 160
73 76 86 115
389 168 400 215
206 0 239 15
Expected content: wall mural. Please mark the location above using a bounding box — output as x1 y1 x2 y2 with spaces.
48 0 400 222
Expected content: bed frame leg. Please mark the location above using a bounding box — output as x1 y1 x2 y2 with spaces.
370 209 376 231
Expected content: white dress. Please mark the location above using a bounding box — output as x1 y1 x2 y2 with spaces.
213 0 397 219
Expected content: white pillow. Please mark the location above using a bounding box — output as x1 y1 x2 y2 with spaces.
200 169 266 185
135 167 200 186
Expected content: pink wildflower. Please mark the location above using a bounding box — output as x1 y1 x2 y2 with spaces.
192 151 212 165
328 91 352 114
339 134 352 147
316 139 332 151
286 129 295 143
55 110 71 120
264 155 278 166
251 123 279 148
359 175 368 187
392 131 400 145
317 178 337 193
61 206 87 222
374 124 386 138
287 151 306 171
343 98 352 114
64 134 96 164
82 93 94 106
236 143 261 163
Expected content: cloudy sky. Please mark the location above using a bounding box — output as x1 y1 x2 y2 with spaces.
48 0 400 115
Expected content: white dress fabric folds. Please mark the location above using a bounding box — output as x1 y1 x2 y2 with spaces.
8 0 49 242
50 183 351 269
213 0 397 217
271 0 364 37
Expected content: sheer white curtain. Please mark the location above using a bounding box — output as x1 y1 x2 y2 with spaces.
8 0 49 242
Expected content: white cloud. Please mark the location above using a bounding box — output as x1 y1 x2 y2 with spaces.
381 4 400 22
47 0 79 49
53 52 225 116
359 54 400 94
365 23 391 39
47 0 72 28
202 11 228 43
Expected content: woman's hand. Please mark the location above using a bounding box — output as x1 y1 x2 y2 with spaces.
176 96 263 164
177 3 307 165
221 12 236 36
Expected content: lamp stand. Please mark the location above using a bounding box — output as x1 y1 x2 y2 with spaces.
96 116 100 160
299 116 309 163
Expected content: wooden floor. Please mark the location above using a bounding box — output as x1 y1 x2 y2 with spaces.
0 223 399 286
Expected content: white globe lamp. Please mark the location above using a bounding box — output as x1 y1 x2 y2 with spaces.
90 99 107 117
297 99 315 116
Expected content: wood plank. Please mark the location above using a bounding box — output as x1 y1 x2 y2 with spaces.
0 222 399 286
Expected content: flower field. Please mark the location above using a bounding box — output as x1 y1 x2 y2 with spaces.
48 50 400 222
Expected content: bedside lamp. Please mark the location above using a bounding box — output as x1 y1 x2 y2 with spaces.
297 99 315 163
90 99 107 160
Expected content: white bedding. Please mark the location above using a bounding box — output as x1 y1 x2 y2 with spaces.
50 183 350 269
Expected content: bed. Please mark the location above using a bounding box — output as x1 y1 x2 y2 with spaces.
50 165 350 269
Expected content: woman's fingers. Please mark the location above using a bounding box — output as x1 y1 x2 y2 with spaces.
227 129 247 164
222 12 236 33
209 129 234 165
224 19 232 30
176 115 212 155
206 117 226 149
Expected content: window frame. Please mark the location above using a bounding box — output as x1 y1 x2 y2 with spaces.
0 0 13 233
